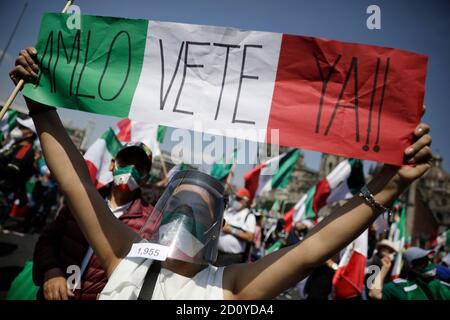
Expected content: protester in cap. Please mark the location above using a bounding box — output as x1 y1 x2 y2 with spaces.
0 116 37 226
372 247 450 300
215 187 256 266
32 142 154 300
366 239 398 299
12 47 434 300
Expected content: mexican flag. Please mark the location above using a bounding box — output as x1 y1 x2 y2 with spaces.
210 148 237 181
84 128 122 188
389 205 407 280
157 125 167 144
284 158 365 231
244 148 301 202
0 110 17 141
22 13 428 167
84 118 162 188
332 229 368 299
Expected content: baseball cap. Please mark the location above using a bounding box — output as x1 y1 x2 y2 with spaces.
116 141 152 172
403 247 434 267
235 187 251 201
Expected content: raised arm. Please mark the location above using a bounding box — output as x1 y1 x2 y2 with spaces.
224 124 432 300
10 48 139 276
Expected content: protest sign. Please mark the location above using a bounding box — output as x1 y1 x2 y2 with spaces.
23 13 428 165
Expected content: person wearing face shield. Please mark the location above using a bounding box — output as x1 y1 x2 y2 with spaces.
12 47 436 300
0 117 37 226
215 188 256 266
370 247 450 300
32 142 154 300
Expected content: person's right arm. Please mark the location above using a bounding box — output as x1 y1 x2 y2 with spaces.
11 48 139 277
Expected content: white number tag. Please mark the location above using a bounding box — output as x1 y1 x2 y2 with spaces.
127 243 170 261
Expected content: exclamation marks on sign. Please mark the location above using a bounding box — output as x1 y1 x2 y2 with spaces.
363 57 390 152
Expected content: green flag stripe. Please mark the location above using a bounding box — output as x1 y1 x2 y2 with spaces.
304 185 317 219
7 110 18 129
271 148 301 189
210 163 232 180
398 205 406 241
157 125 167 144
210 148 237 180
102 128 122 156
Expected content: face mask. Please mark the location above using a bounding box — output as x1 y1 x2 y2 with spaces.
10 127 23 140
417 263 436 279
112 165 143 192
232 200 243 211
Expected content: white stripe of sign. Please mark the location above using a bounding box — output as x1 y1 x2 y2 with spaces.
130 21 282 140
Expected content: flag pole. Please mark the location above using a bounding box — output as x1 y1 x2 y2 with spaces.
0 0 74 121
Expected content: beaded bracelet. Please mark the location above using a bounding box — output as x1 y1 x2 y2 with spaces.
358 185 392 215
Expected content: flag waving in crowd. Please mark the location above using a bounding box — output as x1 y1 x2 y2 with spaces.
84 119 165 188
332 230 369 299
0 110 17 142
284 158 365 231
244 148 301 203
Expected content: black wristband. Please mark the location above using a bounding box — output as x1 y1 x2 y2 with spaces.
28 106 56 117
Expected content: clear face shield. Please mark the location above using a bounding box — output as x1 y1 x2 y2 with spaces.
140 170 225 265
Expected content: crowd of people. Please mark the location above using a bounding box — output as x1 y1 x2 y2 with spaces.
0 47 448 300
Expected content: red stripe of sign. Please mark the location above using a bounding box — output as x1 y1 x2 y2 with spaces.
267 34 428 165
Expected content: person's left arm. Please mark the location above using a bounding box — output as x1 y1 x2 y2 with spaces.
223 123 432 299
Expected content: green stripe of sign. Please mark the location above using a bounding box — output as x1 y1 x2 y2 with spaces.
22 13 148 118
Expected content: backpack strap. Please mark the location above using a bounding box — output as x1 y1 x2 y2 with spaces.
137 260 161 300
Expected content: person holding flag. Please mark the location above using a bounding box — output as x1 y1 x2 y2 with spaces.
0 116 37 226
11 47 434 300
